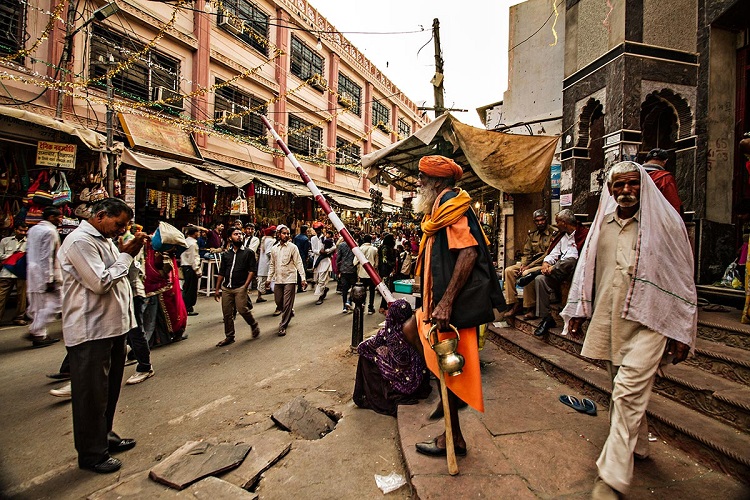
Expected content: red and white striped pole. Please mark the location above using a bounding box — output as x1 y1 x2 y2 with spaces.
261 115 395 304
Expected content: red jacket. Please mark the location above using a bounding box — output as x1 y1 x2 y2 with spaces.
646 168 682 214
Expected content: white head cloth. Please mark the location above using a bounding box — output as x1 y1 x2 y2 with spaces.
276 224 289 233
561 162 698 347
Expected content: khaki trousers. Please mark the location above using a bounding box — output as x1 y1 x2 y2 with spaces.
0 277 26 320
597 327 666 493
503 264 539 307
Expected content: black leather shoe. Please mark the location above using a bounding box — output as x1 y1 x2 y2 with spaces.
517 270 542 288
82 456 122 473
31 336 60 348
415 437 467 457
108 434 136 453
534 316 556 337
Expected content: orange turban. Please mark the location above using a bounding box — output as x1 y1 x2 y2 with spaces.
418 155 463 181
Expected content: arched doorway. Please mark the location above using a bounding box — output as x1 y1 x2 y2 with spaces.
640 93 679 156
576 98 605 216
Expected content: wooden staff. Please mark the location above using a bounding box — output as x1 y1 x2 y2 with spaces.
260 115 395 304
439 368 459 475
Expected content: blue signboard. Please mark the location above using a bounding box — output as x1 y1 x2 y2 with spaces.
550 162 561 200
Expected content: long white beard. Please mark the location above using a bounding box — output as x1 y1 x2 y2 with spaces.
414 184 440 215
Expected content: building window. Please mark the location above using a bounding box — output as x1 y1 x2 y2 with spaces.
288 114 323 157
0 0 25 61
290 36 323 81
335 137 360 165
398 118 411 138
214 79 266 137
372 101 390 132
217 0 269 56
337 73 361 116
89 25 181 112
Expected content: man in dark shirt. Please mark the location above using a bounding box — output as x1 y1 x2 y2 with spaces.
214 228 260 346
292 225 311 292
206 222 224 252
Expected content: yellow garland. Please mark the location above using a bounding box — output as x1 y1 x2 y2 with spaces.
0 0 67 64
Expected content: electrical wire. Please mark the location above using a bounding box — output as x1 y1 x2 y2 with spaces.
509 0 565 52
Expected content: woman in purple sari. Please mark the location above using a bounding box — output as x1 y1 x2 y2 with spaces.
353 299 431 416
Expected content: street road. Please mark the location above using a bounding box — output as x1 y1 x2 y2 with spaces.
0 286 412 499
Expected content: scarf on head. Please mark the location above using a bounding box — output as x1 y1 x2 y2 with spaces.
415 188 487 277
561 163 697 347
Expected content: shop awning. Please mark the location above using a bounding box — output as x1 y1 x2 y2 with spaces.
121 149 235 187
325 191 371 211
201 163 254 187
0 105 106 150
362 113 560 194
252 172 310 197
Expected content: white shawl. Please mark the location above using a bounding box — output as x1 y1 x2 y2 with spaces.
561 164 698 347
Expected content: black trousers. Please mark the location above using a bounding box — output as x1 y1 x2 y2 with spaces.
339 272 357 307
360 277 376 311
67 334 126 468
181 266 198 312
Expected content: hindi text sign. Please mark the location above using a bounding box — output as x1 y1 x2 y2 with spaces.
36 141 77 169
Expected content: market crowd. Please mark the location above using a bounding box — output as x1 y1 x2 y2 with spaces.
3 192 421 474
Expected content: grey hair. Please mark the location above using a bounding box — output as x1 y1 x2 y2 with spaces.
532 209 548 219
555 209 577 225
606 161 640 185
90 198 134 219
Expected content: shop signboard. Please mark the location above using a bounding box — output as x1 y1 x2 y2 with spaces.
118 112 203 164
560 193 573 207
36 141 77 169
124 168 137 210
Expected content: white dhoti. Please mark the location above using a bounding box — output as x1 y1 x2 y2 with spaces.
27 290 62 337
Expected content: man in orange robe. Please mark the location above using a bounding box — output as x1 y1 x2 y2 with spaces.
404 155 504 457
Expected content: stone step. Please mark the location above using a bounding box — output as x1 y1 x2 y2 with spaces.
697 318 750 352
655 363 750 433
488 323 750 484
687 338 750 385
505 315 750 432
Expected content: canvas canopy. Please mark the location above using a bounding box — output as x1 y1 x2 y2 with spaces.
362 113 559 194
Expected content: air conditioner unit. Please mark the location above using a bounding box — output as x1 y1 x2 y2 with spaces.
218 12 244 36
310 74 327 92
337 91 355 107
312 147 328 157
152 86 184 112
217 110 243 130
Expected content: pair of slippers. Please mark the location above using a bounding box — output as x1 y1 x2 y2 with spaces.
559 395 597 416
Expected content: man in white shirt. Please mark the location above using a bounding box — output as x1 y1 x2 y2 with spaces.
58 198 147 474
243 223 260 255
25 207 63 347
353 234 379 314
0 222 28 326
534 209 582 337
266 225 306 337
180 226 202 316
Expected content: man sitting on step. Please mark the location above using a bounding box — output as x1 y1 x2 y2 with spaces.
563 161 696 499
503 209 555 320
533 210 587 337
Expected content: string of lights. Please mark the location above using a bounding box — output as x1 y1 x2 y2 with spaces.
0 0 67 64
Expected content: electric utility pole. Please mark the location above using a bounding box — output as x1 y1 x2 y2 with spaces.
418 18 467 118
55 0 78 119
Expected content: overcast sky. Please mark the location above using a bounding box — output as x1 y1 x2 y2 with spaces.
309 0 515 128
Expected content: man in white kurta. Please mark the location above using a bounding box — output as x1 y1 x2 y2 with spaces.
310 223 332 303
26 207 63 345
563 162 696 498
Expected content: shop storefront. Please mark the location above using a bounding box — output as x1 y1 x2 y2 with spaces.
0 106 109 237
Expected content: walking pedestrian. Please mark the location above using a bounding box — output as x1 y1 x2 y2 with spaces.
215 227 260 346
353 234 378 314
58 198 146 473
267 225 306 336
311 224 334 304
255 226 276 303
181 226 201 316
0 222 28 326
336 236 357 313
563 161 697 498
292 225 311 292
25 207 63 347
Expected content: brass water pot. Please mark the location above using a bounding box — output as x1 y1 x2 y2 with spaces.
427 324 465 376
